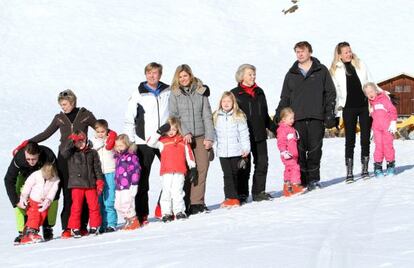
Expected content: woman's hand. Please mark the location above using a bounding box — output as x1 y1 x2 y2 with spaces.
184 134 193 144
241 151 249 158
203 140 213 150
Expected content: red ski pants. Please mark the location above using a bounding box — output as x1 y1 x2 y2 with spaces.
68 188 101 229
25 199 48 230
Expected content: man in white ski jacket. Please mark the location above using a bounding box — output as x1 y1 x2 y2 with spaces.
124 62 170 225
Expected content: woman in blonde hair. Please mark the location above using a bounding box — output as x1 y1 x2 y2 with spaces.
169 64 214 215
213 91 250 207
230 64 274 203
330 42 375 182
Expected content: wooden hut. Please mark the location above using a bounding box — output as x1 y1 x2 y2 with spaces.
378 73 414 116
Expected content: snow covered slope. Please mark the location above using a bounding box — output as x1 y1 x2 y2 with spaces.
1 0 414 267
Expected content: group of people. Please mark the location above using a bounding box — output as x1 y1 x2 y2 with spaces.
4 41 398 245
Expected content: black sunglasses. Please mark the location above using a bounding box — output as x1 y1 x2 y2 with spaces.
338 41 350 47
59 91 69 97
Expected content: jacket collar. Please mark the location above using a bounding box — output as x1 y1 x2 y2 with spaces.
138 81 169 94
289 56 322 75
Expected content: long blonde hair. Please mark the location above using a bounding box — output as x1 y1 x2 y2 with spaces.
171 64 197 92
41 163 57 180
329 42 361 75
166 116 183 136
213 91 246 125
115 134 136 152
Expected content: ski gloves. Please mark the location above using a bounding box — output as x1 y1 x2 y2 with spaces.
157 123 171 135
388 121 397 134
38 199 52 212
96 180 104 195
12 140 29 156
190 167 198 185
281 151 293 160
324 102 337 129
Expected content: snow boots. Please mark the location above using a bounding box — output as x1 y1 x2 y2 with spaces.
175 212 187 220
361 156 370 179
307 180 322 191
189 204 209 214
89 227 99 235
345 158 355 183
252 192 273 202
20 228 42 244
43 225 53 241
221 198 240 208
283 182 304 197
238 194 248 205
162 214 174 223
71 229 82 238
374 162 384 177
123 216 140 230
386 161 396 176
14 232 23 245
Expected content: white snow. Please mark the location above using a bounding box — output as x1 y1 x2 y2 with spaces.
1 0 414 267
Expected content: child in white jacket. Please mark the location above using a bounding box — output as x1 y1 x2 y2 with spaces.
17 163 59 244
91 119 118 233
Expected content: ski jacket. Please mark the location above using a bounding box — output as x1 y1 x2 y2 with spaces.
331 60 373 116
369 93 398 131
277 122 299 160
124 81 170 145
114 150 140 190
169 78 214 141
20 170 60 203
147 133 196 176
29 107 97 151
61 141 104 189
214 109 250 158
91 136 116 174
275 57 336 122
231 85 274 142
4 145 57 207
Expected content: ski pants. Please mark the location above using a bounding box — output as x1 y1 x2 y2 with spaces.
282 158 301 184
68 188 101 229
373 129 395 163
160 173 186 215
115 186 138 219
99 172 117 228
219 157 241 199
343 107 372 159
25 199 48 230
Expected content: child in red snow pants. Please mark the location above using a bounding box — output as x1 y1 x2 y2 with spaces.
68 188 101 229
26 199 49 230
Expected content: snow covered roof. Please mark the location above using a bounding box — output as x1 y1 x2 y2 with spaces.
378 73 414 85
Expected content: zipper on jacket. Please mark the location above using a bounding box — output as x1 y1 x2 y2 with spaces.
64 109 81 133
248 102 252 116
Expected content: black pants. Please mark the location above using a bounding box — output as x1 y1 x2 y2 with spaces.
294 119 325 185
342 107 372 159
135 144 160 220
219 157 241 199
58 153 88 230
237 139 268 197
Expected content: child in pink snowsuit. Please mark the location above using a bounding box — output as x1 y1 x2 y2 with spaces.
363 82 397 176
276 108 304 196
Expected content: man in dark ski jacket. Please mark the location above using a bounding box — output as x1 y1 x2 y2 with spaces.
124 62 170 224
275 41 336 191
4 142 58 243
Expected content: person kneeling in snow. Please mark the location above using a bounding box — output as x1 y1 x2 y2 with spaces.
113 134 141 230
18 163 59 244
62 131 104 238
147 117 197 222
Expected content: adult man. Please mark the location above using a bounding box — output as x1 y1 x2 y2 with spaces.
275 41 336 191
4 142 58 243
124 62 170 224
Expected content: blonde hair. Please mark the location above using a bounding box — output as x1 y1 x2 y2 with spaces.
235 64 256 83
166 116 183 136
57 89 77 106
213 91 246 125
41 163 57 180
329 42 361 75
362 82 380 95
144 62 163 75
115 134 136 152
171 64 197 92
279 107 294 122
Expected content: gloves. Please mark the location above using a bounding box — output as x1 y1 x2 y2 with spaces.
157 123 171 135
96 180 104 195
105 130 117 150
68 133 86 143
324 114 337 129
388 121 397 134
281 151 293 160
190 167 198 185
13 140 29 156
237 157 248 170
38 199 52 212
17 196 28 209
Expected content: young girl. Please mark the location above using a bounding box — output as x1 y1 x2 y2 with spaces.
363 82 398 177
147 117 196 222
62 131 104 238
114 134 141 230
213 91 250 208
91 119 117 233
18 163 59 244
276 108 304 196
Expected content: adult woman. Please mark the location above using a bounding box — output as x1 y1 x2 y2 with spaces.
169 64 214 215
330 42 374 182
231 64 274 202
13 90 114 236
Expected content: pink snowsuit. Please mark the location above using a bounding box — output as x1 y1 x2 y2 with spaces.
277 122 301 184
369 93 397 163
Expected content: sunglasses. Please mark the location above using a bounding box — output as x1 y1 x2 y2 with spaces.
59 90 70 97
338 41 350 47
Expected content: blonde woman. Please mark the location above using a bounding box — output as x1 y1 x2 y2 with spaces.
169 64 214 215
330 42 374 182
213 92 250 208
231 64 274 202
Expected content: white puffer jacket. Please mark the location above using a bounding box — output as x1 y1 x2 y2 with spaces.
214 109 250 158
20 170 59 203
331 60 372 117
91 136 116 174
